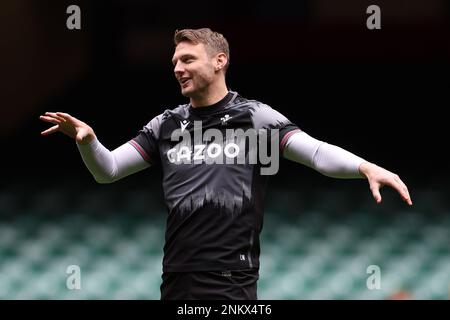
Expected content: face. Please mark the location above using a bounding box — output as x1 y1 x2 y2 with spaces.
172 41 219 98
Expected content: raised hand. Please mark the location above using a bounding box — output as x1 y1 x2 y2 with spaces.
39 112 96 144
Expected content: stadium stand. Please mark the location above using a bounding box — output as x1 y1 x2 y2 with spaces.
1 184 449 299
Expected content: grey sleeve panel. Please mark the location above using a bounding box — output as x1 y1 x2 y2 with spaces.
132 113 165 164
249 103 293 130
249 102 301 152
143 113 164 139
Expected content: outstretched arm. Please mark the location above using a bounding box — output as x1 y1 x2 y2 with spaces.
283 131 412 206
40 112 150 183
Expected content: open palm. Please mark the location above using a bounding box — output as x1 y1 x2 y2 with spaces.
39 112 95 144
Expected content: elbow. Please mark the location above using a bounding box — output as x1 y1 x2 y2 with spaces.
90 167 118 184
93 174 115 184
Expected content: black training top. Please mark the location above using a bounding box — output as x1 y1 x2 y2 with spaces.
130 91 300 272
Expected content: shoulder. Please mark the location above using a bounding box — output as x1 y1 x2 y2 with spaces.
141 103 189 136
226 91 266 114
227 92 290 129
228 91 276 114
143 103 189 127
247 101 291 130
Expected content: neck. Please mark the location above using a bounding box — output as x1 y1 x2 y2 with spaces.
190 81 229 107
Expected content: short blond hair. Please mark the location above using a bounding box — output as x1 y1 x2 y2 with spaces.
174 28 230 72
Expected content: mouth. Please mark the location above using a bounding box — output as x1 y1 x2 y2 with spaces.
179 77 191 88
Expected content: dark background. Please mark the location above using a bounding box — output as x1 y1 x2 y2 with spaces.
1 0 449 197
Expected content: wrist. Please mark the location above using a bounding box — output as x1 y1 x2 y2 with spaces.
76 131 96 145
358 161 373 178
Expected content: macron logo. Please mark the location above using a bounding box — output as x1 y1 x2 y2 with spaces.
220 114 232 125
180 120 190 132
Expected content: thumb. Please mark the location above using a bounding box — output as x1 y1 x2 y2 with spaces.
370 182 382 204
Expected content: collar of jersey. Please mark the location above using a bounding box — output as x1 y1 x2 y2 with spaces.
188 91 236 116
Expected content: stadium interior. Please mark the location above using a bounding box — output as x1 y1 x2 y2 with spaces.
1 0 449 299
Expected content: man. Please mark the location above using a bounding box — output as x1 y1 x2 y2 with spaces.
40 28 412 300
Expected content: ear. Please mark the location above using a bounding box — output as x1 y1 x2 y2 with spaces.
215 53 228 71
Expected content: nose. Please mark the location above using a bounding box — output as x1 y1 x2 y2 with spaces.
174 61 184 77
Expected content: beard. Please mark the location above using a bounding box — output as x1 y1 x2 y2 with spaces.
180 75 212 98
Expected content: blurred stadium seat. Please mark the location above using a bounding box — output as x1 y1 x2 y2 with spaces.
0 185 449 299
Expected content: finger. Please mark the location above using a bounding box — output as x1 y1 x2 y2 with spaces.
391 178 411 204
45 112 66 123
370 184 382 204
41 125 59 136
389 179 412 206
399 184 412 205
39 115 62 125
56 112 74 122
41 113 65 123
395 177 412 205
